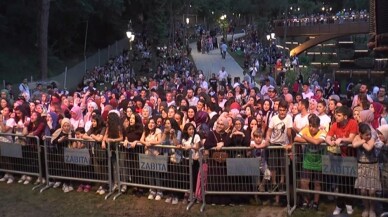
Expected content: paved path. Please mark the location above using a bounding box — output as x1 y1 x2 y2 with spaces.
189 33 245 81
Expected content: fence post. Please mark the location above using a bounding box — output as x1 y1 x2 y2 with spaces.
64 66 68 90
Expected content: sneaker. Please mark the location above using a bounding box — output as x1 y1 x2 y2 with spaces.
18 175 27 183
6 176 14 184
0 174 9 182
77 184 84 192
99 188 106 195
311 202 319 211
362 209 369 217
34 178 41 185
148 193 155 200
63 186 69 193
301 202 308 211
48 182 55 187
23 176 32 185
171 197 179 205
53 182 62 188
346 205 354 215
333 206 342 215
369 210 376 217
62 183 68 191
96 186 103 194
155 194 162 201
120 185 127 193
165 196 172 203
68 185 74 192
112 184 118 192
84 185 91 193
41 178 46 185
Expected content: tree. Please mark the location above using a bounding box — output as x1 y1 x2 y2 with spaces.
39 0 50 80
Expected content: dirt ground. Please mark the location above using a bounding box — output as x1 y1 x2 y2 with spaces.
0 182 366 217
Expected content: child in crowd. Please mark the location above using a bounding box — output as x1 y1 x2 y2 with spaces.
249 129 270 192
353 123 381 217
294 114 326 211
72 127 92 193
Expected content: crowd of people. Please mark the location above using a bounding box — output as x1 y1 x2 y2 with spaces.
274 9 369 27
0 30 388 216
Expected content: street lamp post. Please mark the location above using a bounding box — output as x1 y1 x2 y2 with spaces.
126 20 135 85
266 33 276 76
185 17 189 46
220 14 227 42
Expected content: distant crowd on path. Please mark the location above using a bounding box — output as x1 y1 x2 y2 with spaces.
1 30 388 215
274 9 369 27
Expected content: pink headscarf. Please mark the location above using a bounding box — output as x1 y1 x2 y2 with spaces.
70 106 83 121
372 102 384 129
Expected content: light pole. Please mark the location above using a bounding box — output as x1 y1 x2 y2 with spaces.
185 17 189 46
126 20 135 85
266 33 276 76
220 14 227 42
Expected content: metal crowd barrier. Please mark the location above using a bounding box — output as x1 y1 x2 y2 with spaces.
113 143 193 203
289 143 388 215
0 133 42 190
40 137 113 199
195 146 291 212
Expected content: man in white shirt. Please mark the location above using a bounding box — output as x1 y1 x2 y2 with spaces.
351 83 373 109
218 67 228 82
186 88 198 107
293 99 310 133
260 78 274 97
218 67 228 91
18 78 30 102
166 92 175 107
302 82 314 99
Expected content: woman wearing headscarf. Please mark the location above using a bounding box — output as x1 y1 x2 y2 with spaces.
83 102 98 132
371 102 387 129
50 118 75 191
70 106 84 130
203 116 231 205
360 109 378 140
229 117 249 148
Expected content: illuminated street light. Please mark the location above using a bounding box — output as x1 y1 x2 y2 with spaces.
267 33 276 75
126 20 135 50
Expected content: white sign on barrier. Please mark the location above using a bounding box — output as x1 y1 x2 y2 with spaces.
322 155 358 177
139 154 168 172
64 148 91 166
226 158 261 176
0 142 23 158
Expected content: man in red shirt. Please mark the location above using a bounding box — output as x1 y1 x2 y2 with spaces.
325 106 358 215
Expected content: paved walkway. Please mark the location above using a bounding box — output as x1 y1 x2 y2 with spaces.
189 33 245 81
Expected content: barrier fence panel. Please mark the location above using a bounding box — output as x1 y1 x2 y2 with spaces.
113 143 193 203
196 146 291 213
290 143 388 215
0 133 42 189
40 137 113 199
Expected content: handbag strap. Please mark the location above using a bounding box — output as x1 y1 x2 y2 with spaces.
212 131 218 143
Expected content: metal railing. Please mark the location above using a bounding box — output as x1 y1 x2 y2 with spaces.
194 146 291 213
0 133 42 190
289 143 388 215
